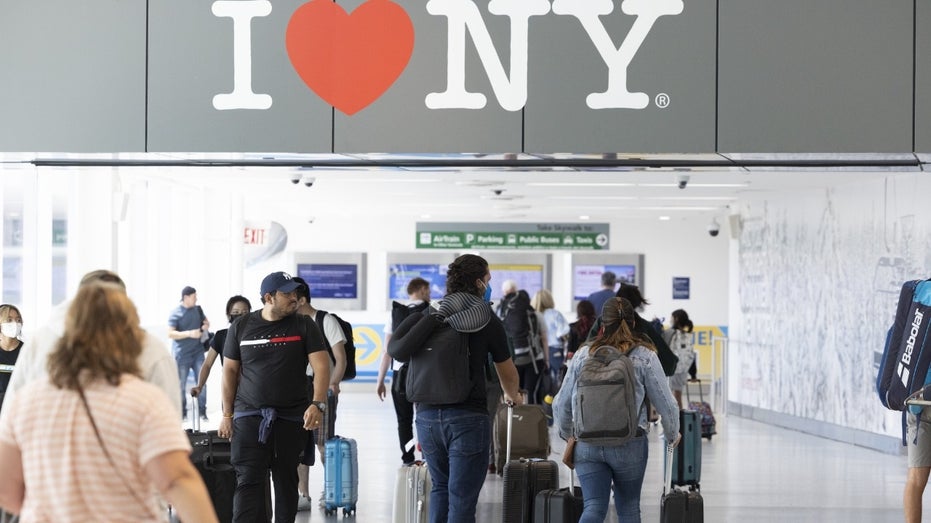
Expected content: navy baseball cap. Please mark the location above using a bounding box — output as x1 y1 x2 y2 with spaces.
261 272 301 296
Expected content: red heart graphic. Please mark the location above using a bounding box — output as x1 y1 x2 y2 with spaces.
286 0 415 115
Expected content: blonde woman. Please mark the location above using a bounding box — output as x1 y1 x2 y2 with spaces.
531 290 570 391
0 282 217 522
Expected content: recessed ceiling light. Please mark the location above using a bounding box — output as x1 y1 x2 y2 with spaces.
420 214 431 219
528 182 636 187
579 215 590 220
659 216 671 221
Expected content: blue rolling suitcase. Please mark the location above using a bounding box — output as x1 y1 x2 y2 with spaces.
665 409 702 488
324 436 358 516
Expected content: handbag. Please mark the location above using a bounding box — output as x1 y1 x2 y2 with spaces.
562 437 577 469
391 363 408 397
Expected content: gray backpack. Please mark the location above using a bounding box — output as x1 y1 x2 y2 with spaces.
573 345 639 446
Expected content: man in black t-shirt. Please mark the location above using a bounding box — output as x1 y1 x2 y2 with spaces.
219 271 330 523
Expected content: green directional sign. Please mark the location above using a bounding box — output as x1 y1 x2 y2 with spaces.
416 223 609 250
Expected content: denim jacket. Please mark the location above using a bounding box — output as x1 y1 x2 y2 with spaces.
553 344 680 445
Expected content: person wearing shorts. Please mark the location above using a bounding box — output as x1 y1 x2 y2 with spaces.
906 410 931 523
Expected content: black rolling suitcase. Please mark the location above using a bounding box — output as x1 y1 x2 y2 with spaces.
502 403 559 523
186 404 236 523
661 444 704 522
533 467 583 523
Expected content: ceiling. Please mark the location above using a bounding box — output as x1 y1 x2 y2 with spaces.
2 152 926 224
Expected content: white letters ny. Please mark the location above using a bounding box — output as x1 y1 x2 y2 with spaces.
426 0 684 111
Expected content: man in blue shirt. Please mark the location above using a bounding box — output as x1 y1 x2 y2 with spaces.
168 285 210 421
587 271 617 319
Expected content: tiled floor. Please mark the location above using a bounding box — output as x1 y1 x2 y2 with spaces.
195 387 910 522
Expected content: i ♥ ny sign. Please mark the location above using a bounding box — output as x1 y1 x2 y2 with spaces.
212 0 684 115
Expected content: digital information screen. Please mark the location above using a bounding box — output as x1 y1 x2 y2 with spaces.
297 263 358 299
490 264 544 301
573 264 637 300
388 263 447 301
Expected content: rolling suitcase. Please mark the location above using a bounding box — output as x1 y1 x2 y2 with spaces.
324 436 359 516
502 403 559 523
661 444 704 522
494 402 550 473
393 461 431 523
532 468 583 523
686 379 716 440
186 403 236 523
665 409 702 487
182 401 273 522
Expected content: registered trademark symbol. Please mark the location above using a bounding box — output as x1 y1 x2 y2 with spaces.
655 93 670 108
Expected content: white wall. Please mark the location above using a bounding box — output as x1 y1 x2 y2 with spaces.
727 172 931 442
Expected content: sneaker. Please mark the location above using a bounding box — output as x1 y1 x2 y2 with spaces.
487 463 496 474
296 496 312 512
318 490 327 509
199 414 210 422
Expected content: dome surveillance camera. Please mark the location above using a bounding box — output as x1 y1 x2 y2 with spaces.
289 173 301 184
302 176 316 188
707 218 721 237
676 174 690 190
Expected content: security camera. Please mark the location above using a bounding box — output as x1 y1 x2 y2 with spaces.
302 176 316 187
676 174 690 190
707 218 720 237
289 173 301 184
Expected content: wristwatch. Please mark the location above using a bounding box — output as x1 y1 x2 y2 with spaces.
310 400 327 413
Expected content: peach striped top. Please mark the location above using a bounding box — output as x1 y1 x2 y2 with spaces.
0 375 190 522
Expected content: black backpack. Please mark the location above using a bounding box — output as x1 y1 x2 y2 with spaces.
391 300 431 331
314 310 357 381
405 310 471 405
390 301 432 397
501 291 533 347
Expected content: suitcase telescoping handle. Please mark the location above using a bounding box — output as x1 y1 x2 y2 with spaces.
663 443 674 495
505 401 514 464
191 395 200 432
686 378 704 405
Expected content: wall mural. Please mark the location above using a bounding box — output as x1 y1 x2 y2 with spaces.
734 173 931 437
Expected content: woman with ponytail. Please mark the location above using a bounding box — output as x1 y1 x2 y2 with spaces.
553 298 680 523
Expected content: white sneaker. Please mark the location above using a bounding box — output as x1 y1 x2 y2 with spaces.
296 496 312 512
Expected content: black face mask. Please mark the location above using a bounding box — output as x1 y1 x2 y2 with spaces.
228 313 245 322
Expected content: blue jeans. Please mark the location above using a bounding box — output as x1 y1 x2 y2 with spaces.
416 408 489 523
176 350 206 418
574 436 649 523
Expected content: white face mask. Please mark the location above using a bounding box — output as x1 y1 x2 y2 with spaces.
1 322 22 339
